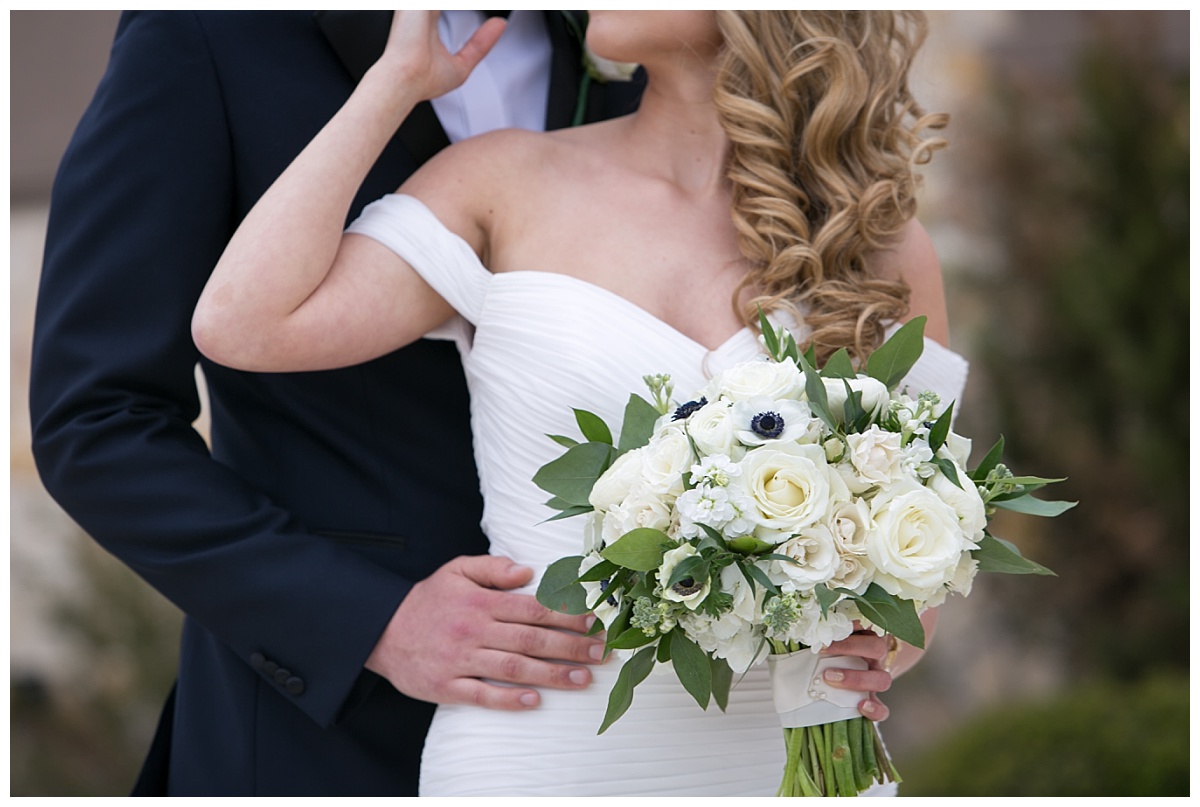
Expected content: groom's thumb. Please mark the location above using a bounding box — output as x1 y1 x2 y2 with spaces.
456 554 534 591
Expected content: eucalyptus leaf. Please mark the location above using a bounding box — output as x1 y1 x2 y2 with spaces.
843 583 924 648
991 495 1077 518
532 441 612 507
573 408 613 445
866 316 926 389
820 348 856 379
535 555 590 615
617 394 661 453
598 645 657 734
973 533 1057 576
575 558 621 584
601 528 673 571
711 655 734 712
670 630 713 710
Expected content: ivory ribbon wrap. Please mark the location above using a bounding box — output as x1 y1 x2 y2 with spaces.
767 651 869 728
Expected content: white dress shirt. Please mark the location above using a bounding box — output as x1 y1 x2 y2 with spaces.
430 11 553 142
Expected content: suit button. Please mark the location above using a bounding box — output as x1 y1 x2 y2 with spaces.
250 652 266 671
273 668 291 686
262 660 279 676
285 676 306 696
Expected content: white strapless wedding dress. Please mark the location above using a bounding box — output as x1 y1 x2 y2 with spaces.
348 195 969 797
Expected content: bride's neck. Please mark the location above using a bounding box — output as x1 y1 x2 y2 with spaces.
624 67 728 195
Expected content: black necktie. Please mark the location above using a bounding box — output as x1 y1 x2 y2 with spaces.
483 10 511 19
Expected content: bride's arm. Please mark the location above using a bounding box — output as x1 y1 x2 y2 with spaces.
192 12 505 372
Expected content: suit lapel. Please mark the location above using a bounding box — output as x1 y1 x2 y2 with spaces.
314 10 450 164
543 11 587 131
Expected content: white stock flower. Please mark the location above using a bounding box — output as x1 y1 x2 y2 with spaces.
686 400 738 457
928 462 987 543
820 376 891 424
657 543 710 610
676 486 736 538
588 447 644 511
707 356 803 403
736 442 849 542
866 479 968 602
770 523 839 590
732 397 820 447
679 566 763 672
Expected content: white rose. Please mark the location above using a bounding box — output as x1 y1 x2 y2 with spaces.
829 551 874 594
866 479 968 601
579 553 622 627
829 499 873 555
609 487 674 537
686 400 738 457
845 426 907 487
770 523 839 589
658 543 710 610
735 442 849 542
588 447 644 511
928 462 987 543
820 376 891 424
732 397 821 447
708 357 803 403
640 431 694 497
943 432 973 469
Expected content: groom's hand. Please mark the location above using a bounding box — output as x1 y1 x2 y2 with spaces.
366 555 605 710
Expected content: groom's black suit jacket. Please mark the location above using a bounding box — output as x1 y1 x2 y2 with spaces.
29 11 643 795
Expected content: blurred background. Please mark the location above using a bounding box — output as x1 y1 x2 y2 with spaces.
9 10 1190 796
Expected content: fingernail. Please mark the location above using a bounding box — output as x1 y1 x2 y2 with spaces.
588 643 605 661
519 692 538 708
585 615 598 630
861 700 877 715
824 669 844 683
569 668 589 685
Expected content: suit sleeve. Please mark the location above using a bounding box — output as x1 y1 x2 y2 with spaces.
29 11 408 729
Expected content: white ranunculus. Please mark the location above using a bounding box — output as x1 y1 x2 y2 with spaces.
609 487 674 536
770 523 839 589
579 553 622 627
820 376 891 424
866 479 968 602
845 426 907 487
708 357 803 403
943 432 973 469
829 499 873 555
735 442 849 542
686 400 738 457
588 447 644 511
640 431 694 497
732 397 821 447
829 551 874 594
657 543 710 610
928 462 987 543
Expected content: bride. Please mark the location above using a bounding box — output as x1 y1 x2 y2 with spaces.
193 11 965 796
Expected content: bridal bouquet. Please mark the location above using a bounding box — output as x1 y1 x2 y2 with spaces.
534 313 1072 797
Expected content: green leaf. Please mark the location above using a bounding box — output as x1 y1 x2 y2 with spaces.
573 408 613 445
696 524 729 553
841 380 868 431
740 560 780 596
670 630 713 710
666 555 709 589
540 504 593 523
927 402 954 453
711 655 734 712
797 351 838 431
973 533 1056 576
532 441 612 506
931 456 963 490
535 556 590 615
607 625 659 650
969 436 1005 482
727 536 777 555
814 584 841 618
546 433 579 449
617 394 661 453
820 348 856 379
866 316 927 389
601 529 673 571
843 583 924 649
575 558 621 583
991 495 1077 518
656 635 673 663
598 645 657 734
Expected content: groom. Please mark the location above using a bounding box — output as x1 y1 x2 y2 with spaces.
29 11 643 796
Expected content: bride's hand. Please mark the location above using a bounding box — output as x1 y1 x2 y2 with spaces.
370 11 507 102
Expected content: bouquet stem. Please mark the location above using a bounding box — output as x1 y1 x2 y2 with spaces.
775 718 900 797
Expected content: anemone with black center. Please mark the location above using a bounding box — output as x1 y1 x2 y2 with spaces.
672 396 708 421
751 410 785 439
671 577 704 597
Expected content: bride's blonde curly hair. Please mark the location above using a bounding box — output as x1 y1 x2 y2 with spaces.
713 11 947 365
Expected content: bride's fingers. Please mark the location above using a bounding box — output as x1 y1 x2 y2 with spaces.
820 630 890 664
822 665 892 696
859 695 890 722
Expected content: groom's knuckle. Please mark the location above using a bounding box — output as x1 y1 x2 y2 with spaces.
497 653 524 681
